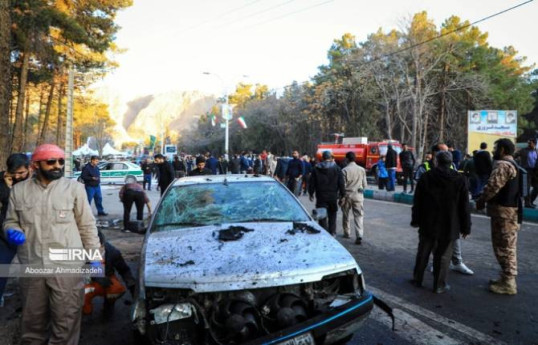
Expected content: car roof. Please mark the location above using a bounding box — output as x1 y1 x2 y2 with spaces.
172 174 276 187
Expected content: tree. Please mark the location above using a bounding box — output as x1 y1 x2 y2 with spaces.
0 0 11 168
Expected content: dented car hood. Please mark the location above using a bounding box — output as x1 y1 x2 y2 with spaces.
143 222 360 292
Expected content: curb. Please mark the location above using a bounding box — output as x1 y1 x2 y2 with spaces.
364 189 538 223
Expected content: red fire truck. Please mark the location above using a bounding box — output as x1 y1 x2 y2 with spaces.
316 137 405 179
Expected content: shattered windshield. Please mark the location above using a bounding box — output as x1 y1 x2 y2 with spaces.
151 181 310 232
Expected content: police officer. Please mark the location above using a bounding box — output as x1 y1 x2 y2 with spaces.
476 138 520 295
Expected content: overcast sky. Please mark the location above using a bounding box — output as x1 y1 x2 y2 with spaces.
96 0 537 102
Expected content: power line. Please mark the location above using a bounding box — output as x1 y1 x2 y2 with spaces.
213 0 300 30
173 0 266 36
269 0 534 91
242 0 334 29
367 0 535 64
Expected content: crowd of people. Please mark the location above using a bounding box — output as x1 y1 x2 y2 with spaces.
0 137 529 344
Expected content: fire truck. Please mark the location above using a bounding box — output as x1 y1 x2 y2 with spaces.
316 137 405 180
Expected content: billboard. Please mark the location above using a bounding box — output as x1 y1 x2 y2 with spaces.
467 110 517 153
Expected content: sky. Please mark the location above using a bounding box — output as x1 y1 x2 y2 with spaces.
97 0 538 103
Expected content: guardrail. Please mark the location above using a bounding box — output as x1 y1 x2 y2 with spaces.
363 189 538 223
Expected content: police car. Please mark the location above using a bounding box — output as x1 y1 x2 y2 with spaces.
74 161 144 184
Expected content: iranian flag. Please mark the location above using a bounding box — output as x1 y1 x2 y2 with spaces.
237 116 247 129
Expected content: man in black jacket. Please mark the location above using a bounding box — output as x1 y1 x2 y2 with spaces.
309 151 345 236
81 155 108 216
286 150 304 195
385 144 398 191
0 154 30 307
411 151 471 293
154 154 175 196
189 156 212 176
230 154 241 174
399 144 416 193
474 142 493 197
514 138 538 207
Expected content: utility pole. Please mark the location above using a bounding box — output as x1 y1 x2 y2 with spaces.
64 65 74 177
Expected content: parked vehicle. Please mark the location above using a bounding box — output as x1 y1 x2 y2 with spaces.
317 137 408 181
132 175 374 345
74 161 144 184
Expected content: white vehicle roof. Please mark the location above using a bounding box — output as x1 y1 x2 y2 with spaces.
172 174 275 187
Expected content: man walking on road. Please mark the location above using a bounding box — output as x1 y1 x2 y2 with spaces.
385 144 398 191
411 151 471 294
81 155 108 216
399 143 416 193
476 138 521 295
474 142 493 197
309 151 345 236
154 154 175 196
286 150 304 196
4 144 101 344
341 152 367 244
140 158 153 191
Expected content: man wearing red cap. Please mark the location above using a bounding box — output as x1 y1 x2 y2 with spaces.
3 144 101 345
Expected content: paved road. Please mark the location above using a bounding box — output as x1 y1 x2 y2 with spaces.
2 182 537 345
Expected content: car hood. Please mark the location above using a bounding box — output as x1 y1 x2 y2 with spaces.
143 222 360 292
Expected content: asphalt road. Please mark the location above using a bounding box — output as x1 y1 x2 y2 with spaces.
2 182 538 345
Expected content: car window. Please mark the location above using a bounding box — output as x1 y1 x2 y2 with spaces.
152 181 310 231
112 163 126 170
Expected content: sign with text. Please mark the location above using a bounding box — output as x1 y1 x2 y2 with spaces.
467 110 517 153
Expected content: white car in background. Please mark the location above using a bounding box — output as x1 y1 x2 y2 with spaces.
74 161 144 184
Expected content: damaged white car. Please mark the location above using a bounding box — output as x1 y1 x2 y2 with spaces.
132 175 374 344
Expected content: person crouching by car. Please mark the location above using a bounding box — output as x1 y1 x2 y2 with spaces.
119 177 151 233
83 231 136 315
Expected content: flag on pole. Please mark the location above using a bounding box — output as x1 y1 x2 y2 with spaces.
237 117 247 129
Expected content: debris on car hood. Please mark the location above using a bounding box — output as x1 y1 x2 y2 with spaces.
286 222 321 235
215 226 254 241
144 222 358 292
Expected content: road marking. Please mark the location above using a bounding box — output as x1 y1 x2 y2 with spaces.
365 198 538 227
369 307 464 345
369 286 507 345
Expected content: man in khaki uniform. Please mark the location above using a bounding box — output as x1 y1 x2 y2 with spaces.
341 152 367 245
476 138 520 295
4 144 101 344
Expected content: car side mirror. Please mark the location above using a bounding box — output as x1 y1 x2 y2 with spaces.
312 208 327 220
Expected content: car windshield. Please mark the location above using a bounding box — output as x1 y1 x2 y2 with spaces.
151 181 310 232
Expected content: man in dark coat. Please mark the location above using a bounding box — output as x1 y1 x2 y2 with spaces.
474 142 493 196
154 154 175 196
230 154 241 174
385 144 398 191
206 153 219 175
172 155 186 178
411 151 471 293
189 156 212 176
399 144 416 193
514 138 538 207
286 150 304 195
309 151 345 236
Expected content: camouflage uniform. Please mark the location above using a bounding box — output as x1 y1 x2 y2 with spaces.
479 156 519 278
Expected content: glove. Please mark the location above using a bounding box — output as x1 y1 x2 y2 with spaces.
6 229 25 245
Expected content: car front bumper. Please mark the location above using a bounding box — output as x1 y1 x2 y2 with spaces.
245 291 374 345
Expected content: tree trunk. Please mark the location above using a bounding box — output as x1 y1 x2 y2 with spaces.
0 0 11 168
56 83 64 145
22 86 31 152
38 81 56 146
438 64 447 143
11 45 31 153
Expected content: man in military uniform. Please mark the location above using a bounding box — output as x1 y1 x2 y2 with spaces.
476 138 520 295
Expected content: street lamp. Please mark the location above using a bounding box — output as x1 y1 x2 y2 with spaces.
202 72 248 159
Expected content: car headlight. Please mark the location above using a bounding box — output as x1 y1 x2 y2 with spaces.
149 303 193 325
